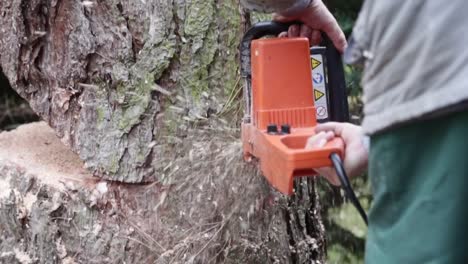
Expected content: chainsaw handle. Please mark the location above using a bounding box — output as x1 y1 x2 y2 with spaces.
309 136 345 160
324 137 345 155
240 21 342 76
321 35 350 122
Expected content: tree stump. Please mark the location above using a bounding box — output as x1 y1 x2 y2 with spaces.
0 122 326 263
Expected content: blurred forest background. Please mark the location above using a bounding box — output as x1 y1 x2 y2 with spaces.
0 0 367 262
316 1 370 263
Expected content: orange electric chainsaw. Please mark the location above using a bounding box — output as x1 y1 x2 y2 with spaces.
240 21 367 224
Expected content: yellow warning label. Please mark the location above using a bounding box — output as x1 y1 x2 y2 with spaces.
314 89 325 101
311 58 321 69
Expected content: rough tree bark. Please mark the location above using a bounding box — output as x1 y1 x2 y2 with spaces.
1 0 244 183
0 0 327 263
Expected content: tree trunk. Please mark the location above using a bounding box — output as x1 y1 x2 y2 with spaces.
0 0 327 263
1 0 245 183
0 122 326 263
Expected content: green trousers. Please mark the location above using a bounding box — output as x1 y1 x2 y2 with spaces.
365 110 468 263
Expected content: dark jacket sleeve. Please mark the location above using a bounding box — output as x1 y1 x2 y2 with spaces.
241 0 312 16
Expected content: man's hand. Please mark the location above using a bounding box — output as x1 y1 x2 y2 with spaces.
275 0 347 52
306 122 368 185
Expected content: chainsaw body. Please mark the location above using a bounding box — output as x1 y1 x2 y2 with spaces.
240 22 349 195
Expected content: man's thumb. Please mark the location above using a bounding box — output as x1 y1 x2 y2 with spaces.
272 13 297 22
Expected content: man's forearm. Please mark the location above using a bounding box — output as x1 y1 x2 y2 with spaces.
241 0 313 16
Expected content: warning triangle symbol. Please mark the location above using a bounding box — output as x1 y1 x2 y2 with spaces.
314 89 325 101
311 58 321 69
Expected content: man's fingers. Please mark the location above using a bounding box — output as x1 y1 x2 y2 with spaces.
324 131 335 141
310 29 322 46
305 131 327 149
273 13 296 22
308 0 347 53
315 122 344 137
278 32 288 38
300 25 312 38
300 25 316 46
305 131 336 149
274 0 347 52
307 132 341 186
288 24 300 37
321 20 347 53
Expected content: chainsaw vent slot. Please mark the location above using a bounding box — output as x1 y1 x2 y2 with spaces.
292 169 316 177
256 107 316 129
280 135 310 149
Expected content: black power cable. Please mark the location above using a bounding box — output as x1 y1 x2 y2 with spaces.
330 153 368 225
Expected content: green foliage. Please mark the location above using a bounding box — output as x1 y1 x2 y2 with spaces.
332 1 365 118
321 174 370 263
325 0 363 33
345 65 363 98
328 244 364 264
345 65 364 121
328 202 368 239
326 0 364 13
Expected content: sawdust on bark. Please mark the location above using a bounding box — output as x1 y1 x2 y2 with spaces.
0 121 325 263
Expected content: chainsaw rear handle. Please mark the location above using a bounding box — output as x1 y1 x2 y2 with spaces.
320 33 349 122
240 21 349 122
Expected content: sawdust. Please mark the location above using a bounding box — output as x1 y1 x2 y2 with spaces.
0 122 94 190
22 192 37 212
0 174 11 199
0 250 32 264
0 121 325 263
141 123 325 263
13 248 32 264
